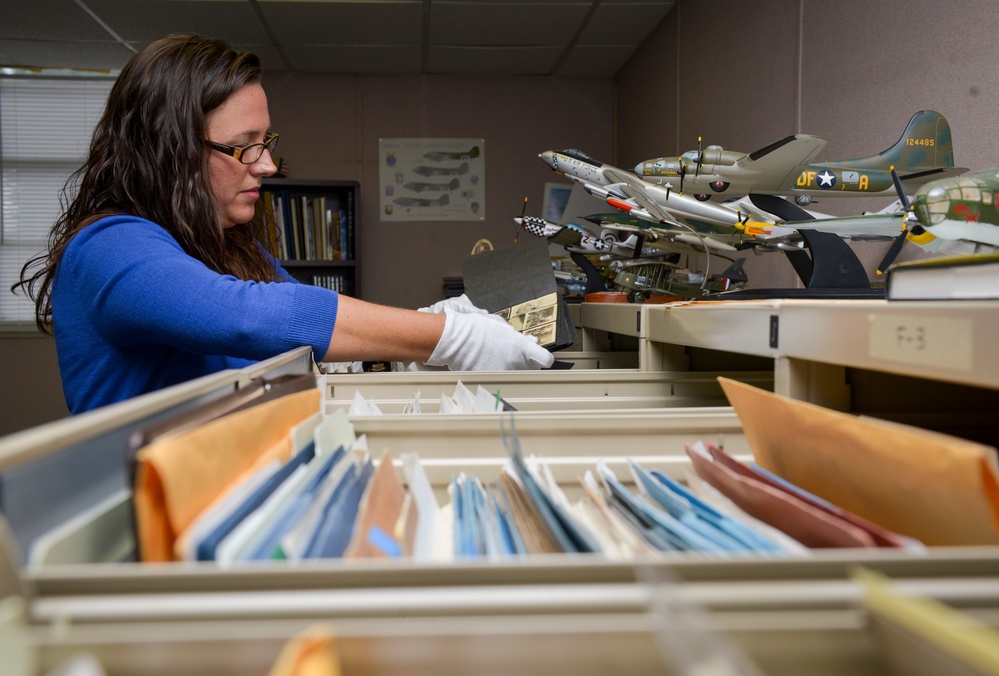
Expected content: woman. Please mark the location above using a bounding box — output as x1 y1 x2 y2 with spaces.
14 34 552 414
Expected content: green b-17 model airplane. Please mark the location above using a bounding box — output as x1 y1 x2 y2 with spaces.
635 110 967 205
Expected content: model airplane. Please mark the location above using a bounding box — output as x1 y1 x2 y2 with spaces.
875 166 999 273
424 147 480 162
514 215 663 259
403 177 460 193
413 162 469 177
539 148 903 254
613 258 748 301
540 149 786 254
394 194 449 208
540 147 913 288
635 110 966 204
908 168 999 248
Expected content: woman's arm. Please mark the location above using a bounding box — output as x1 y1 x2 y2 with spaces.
325 295 555 370
324 295 444 363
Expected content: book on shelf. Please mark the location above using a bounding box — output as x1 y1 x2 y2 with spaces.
260 184 355 263
886 252 999 300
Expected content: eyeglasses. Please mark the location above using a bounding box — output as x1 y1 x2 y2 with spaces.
206 131 279 164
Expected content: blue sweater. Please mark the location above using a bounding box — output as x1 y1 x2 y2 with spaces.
52 215 338 414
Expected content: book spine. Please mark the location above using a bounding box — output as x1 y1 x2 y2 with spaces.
347 188 355 261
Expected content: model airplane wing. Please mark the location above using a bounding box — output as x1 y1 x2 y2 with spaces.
636 224 739 253
745 194 903 241
549 227 584 248
746 135 828 189
896 166 968 184
787 213 905 241
602 167 679 224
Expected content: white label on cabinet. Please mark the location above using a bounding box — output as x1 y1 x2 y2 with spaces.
868 314 972 372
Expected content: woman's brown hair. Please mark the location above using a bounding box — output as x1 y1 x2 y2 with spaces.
13 34 279 334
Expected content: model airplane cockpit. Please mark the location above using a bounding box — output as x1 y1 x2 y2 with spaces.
908 170 999 248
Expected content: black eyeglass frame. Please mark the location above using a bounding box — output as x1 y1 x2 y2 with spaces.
206 131 279 164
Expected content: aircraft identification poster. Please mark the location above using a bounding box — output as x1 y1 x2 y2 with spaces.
378 138 485 222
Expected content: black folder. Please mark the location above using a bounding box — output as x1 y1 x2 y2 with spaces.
461 238 578 353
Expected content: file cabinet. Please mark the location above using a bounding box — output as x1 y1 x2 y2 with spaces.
637 298 999 446
1 300 997 675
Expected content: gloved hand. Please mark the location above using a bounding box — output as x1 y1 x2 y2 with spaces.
417 293 485 315
425 307 555 371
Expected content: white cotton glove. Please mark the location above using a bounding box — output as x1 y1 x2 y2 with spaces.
425 307 555 371
418 293 486 315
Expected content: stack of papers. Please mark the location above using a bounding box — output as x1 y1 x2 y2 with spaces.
134 395 929 564
133 378 999 563
347 381 513 416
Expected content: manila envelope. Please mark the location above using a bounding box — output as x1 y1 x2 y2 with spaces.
134 388 321 562
718 377 999 546
345 449 405 559
268 624 343 676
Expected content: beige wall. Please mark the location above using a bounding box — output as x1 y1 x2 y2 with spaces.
0 331 68 436
265 73 615 308
616 0 999 288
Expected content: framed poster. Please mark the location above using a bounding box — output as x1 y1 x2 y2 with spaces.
379 138 485 222
541 182 573 223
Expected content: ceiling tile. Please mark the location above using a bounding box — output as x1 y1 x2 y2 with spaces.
0 0 111 40
430 3 590 46
84 0 270 44
0 38 131 71
0 0 676 76
577 2 675 45
283 44 423 74
259 2 424 45
429 46 561 75
554 44 637 77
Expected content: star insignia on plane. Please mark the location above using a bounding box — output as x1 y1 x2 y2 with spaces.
817 170 837 189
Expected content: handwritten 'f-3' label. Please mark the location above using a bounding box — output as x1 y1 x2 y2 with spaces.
868 313 972 372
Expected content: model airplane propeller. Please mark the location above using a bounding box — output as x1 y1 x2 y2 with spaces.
679 136 703 194
876 167 920 274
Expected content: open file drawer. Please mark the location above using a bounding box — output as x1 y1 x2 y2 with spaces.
2 347 998 676
9 405 751 571
9 547 999 676
323 368 775 414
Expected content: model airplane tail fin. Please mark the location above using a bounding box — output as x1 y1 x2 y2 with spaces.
711 257 748 285
875 110 957 171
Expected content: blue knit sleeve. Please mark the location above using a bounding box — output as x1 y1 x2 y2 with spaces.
56 216 338 360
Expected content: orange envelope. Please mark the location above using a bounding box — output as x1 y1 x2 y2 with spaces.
345 449 405 559
134 388 321 562
718 377 999 546
268 624 342 676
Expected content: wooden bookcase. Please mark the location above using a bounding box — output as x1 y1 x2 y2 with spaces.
260 178 360 298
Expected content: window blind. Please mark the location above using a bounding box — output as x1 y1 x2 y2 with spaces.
0 77 113 322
